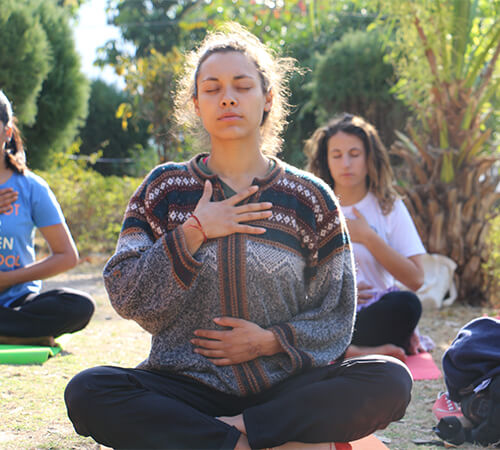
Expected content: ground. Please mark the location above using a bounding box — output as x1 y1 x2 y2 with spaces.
0 260 497 449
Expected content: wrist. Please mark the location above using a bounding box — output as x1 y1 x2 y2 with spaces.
360 227 377 248
261 329 284 356
182 219 205 253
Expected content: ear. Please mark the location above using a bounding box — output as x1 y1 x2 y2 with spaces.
193 95 201 117
264 88 273 112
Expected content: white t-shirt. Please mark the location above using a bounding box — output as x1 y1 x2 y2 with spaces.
341 192 425 301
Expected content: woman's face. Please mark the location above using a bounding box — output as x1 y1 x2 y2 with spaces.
193 51 272 143
327 131 368 192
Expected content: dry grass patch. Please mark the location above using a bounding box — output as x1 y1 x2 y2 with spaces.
0 262 497 449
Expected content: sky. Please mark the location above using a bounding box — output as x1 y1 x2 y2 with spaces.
73 0 124 87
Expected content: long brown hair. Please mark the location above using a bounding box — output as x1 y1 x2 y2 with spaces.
305 113 398 214
0 91 26 174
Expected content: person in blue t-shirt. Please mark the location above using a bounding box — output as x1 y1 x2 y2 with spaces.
0 90 94 346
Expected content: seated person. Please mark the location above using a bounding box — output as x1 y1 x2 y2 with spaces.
306 113 426 361
64 25 412 449
0 90 94 347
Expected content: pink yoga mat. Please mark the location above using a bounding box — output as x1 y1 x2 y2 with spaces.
267 435 388 449
405 352 442 380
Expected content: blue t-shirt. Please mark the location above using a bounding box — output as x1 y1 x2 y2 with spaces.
0 171 65 307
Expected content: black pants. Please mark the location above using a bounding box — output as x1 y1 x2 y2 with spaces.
351 291 422 352
65 356 412 449
0 288 95 338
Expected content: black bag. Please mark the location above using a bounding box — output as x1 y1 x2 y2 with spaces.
435 317 500 447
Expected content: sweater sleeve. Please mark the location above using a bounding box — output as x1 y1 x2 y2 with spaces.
269 199 356 373
103 171 204 335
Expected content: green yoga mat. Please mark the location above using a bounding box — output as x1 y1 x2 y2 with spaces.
0 334 71 364
0 344 61 364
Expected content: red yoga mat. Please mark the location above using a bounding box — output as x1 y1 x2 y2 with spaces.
405 352 442 380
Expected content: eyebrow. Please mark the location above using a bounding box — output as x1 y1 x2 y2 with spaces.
329 146 363 152
200 75 254 83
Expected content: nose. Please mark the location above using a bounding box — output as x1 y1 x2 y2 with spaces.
220 88 237 107
341 153 351 167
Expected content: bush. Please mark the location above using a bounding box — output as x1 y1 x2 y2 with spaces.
36 143 142 257
308 29 408 147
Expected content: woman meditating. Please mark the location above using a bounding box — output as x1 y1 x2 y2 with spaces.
65 25 412 450
306 113 426 362
0 90 94 346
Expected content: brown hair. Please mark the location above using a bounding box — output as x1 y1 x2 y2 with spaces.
305 113 398 214
0 91 26 174
174 22 297 155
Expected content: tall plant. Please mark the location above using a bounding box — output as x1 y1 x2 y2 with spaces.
379 0 499 304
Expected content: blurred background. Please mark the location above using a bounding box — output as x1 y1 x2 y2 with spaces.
0 0 498 305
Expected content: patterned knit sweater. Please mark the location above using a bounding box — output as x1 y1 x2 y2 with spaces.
103 154 356 397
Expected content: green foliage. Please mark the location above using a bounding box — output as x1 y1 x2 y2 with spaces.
484 213 500 307
78 79 151 176
116 47 189 163
36 143 141 256
308 29 407 148
22 0 89 169
100 0 201 64
0 0 51 125
378 0 500 167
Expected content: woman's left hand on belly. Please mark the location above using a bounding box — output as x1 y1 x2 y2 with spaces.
191 317 282 366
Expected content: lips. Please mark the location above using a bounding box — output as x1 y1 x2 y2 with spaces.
218 112 242 120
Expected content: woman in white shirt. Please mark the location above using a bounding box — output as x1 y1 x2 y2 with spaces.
306 113 425 361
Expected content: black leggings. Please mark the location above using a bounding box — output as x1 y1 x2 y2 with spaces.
0 288 95 338
65 356 412 449
351 290 422 352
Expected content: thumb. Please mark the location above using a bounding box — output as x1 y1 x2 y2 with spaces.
199 180 213 204
352 207 363 219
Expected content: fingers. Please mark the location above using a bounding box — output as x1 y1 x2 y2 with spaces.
234 211 273 224
198 180 213 205
227 185 259 205
210 358 232 366
357 281 373 290
352 207 364 219
0 188 18 213
234 224 268 235
193 329 227 340
213 317 246 327
233 202 272 214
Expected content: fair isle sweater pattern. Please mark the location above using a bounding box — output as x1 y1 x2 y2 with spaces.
103 154 356 396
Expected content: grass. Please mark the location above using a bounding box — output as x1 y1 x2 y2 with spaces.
0 260 497 449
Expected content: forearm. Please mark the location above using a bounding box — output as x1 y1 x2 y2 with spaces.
362 231 424 290
5 252 78 288
181 218 205 255
104 228 203 332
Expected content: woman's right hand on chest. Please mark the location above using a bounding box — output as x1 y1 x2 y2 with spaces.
189 180 273 239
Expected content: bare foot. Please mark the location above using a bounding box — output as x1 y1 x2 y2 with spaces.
0 335 56 347
234 433 251 450
218 414 247 434
345 344 406 362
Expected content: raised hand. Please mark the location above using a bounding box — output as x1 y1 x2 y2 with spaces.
0 187 18 214
193 180 273 238
345 206 373 244
191 316 282 366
